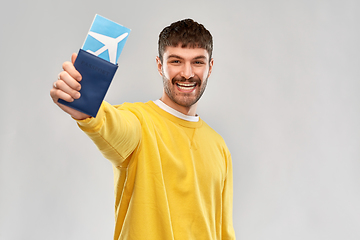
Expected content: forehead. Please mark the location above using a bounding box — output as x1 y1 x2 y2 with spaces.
163 45 209 60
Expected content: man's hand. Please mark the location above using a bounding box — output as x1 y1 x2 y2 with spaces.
50 53 91 120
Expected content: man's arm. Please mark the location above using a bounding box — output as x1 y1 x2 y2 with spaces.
50 53 90 120
75 101 142 167
50 54 141 167
222 152 236 239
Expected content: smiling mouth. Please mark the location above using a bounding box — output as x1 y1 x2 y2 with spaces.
176 82 197 91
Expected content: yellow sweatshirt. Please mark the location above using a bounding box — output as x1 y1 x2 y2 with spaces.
77 101 235 240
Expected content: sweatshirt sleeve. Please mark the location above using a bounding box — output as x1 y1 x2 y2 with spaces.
222 151 236 239
76 101 141 167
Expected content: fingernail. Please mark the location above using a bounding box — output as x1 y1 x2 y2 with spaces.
75 92 81 99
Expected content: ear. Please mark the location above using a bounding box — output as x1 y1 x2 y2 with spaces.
156 56 163 76
208 58 214 77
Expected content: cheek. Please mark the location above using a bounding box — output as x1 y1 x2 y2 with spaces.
196 68 210 80
163 66 177 80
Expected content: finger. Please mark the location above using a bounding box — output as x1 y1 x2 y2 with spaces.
50 88 59 102
62 60 82 82
50 87 90 120
50 87 75 103
58 71 81 91
54 79 81 100
71 52 77 64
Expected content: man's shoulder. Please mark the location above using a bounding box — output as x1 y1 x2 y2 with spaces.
200 120 228 144
111 101 158 122
113 101 154 112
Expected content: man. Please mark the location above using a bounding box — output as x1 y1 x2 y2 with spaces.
50 19 235 240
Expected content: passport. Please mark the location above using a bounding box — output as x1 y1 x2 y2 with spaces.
58 49 118 117
58 14 130 117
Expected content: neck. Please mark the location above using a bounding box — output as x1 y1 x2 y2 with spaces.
160 92 198 116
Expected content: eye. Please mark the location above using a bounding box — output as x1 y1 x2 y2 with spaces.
169 59 181 65
194 61 205 65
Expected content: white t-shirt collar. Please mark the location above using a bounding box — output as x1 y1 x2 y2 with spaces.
153 99 199 122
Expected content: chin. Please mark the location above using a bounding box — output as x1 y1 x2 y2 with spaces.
173 96 199 108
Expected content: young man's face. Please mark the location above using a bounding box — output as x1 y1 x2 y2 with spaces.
156 45 214 112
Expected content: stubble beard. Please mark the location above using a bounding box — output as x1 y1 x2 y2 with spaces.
162 72 208 108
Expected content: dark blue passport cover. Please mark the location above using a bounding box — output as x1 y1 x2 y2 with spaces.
58 49 118 117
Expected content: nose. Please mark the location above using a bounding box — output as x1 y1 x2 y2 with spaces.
180 63 195 80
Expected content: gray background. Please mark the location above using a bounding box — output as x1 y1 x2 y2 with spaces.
1 0 359 239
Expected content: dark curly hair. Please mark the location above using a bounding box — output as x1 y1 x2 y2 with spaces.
158 19 213 62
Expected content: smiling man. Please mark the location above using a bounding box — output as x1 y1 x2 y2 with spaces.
50 19 235 240
158 45 213 116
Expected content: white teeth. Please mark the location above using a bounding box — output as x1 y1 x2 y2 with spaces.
181 83 195 86
176 83 196 90
178 86 195 90
177 83 196 88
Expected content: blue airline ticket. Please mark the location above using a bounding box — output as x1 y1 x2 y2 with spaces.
82 14 131 64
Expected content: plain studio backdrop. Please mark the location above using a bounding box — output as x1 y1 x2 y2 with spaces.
0 0 359 239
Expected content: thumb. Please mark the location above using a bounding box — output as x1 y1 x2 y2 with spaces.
71 53 78 64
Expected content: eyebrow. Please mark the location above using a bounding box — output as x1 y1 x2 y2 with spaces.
167 54 207 60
